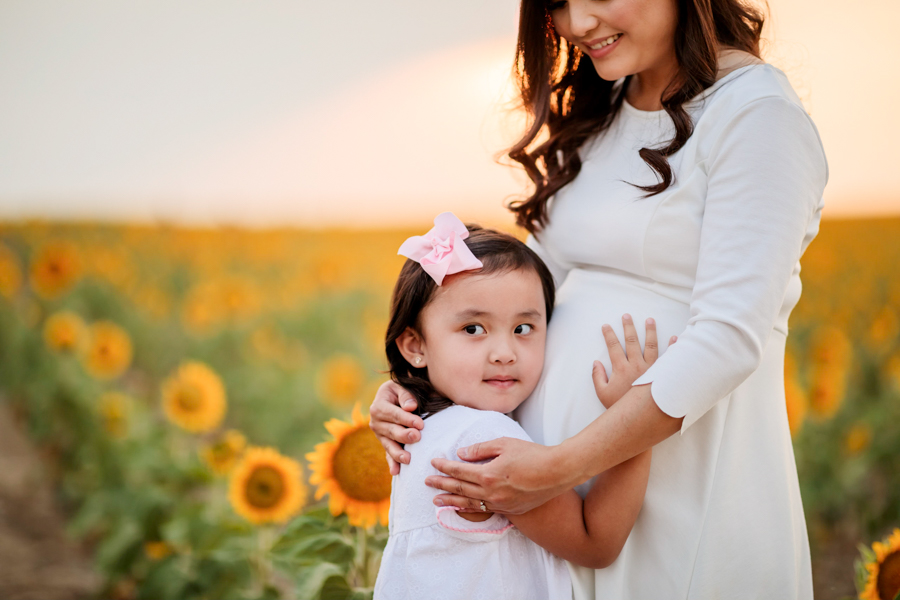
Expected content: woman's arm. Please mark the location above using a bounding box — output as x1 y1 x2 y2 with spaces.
427 95 828 514
428 382 678 515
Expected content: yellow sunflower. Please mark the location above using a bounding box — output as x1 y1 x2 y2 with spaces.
43 311 87 353
29 241 82 299
201 429 247 475
317 354 366 405
784 352 806 437
143 541 172 561
98 391 131 438
844 422 873 456
161 361 227 433
306 403 391 528
808 326 852 420
0 243 22 299
229 446 306 524
82 321 133 380
860 528 900 600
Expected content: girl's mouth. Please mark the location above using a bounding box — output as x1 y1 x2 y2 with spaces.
484 378 517 389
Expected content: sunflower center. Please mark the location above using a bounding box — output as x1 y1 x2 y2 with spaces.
176 384 203 411
244 466 286 509
878 550 900 600
332 427 392 502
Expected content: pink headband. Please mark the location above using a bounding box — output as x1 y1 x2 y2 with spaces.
398 212 484 285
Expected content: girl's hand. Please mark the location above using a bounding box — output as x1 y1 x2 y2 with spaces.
369 380 425 475
592 315 678 410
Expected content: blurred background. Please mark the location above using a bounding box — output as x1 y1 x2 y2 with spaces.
0 1 898 599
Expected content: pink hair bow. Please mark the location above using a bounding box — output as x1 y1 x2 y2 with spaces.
398 212 484 285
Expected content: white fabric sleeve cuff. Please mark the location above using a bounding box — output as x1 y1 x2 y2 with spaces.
434 507 514 542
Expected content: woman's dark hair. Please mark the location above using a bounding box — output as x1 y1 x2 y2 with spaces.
385 225 556 418
507 0 766 232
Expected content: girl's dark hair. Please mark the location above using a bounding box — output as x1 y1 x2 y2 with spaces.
385 225 556 418
508 0 766 232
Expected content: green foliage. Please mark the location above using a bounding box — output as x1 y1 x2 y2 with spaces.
3 219 900 598
0 224 394 599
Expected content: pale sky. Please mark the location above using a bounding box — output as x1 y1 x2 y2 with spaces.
0 0 897 227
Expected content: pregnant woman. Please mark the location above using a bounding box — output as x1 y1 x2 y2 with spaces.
371 0 828 597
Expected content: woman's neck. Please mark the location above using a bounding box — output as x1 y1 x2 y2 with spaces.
626 47 764 111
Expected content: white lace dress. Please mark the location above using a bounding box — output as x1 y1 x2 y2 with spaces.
374 404 573 600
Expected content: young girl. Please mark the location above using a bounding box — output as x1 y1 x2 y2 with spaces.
373 213 664 600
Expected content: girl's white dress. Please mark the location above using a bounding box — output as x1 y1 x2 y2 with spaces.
516 63 828 600
374 404 573 600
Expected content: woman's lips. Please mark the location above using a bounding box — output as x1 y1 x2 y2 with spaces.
584 33 623 59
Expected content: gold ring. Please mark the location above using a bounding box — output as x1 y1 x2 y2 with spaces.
479 500 487 512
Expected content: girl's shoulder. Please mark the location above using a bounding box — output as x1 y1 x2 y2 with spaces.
425 405 533 452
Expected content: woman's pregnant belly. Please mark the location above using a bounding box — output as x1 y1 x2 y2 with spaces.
515 268 691 494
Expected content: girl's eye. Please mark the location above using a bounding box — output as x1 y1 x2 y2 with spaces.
515 324 534 335
547 0 567 11
464 325 485 335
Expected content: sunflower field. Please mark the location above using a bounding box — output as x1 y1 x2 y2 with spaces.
0 218 898 600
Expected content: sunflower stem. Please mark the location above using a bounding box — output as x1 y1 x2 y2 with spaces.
254 526 274 595
355 526 371 588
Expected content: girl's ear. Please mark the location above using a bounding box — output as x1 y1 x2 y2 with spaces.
395 327 427 368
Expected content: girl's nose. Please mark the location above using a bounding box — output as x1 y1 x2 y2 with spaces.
566 0 602 39
489 340 517 365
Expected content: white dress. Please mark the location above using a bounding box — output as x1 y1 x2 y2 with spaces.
515 63 828 600
374 404 573 600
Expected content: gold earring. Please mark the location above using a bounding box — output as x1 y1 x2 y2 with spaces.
414 356 422 366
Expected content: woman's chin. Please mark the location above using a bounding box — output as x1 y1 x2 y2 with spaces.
588 59 634 83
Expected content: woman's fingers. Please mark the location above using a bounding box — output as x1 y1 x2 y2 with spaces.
431 457 485 485
425 475 486 503
621 313 641 361
370 381 423 422
432 493 491 512
385 452 400 476
372 421 420 445
456 438 504 462
602 323 626 368
370 388 424 433
378 435 410 469
644 318 659 365
369 407 422 440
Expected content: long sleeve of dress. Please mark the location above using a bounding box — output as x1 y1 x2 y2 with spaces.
632 96 829 433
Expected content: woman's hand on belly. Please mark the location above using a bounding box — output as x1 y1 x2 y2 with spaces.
369 380 424 475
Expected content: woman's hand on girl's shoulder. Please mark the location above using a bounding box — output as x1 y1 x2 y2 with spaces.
592 314 677 410
369 380 425 475
427 437 571 515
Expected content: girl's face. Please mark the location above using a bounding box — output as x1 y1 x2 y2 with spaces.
549 0 678 83
398 268 547 414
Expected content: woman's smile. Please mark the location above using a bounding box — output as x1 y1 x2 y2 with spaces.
583 33 624 59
